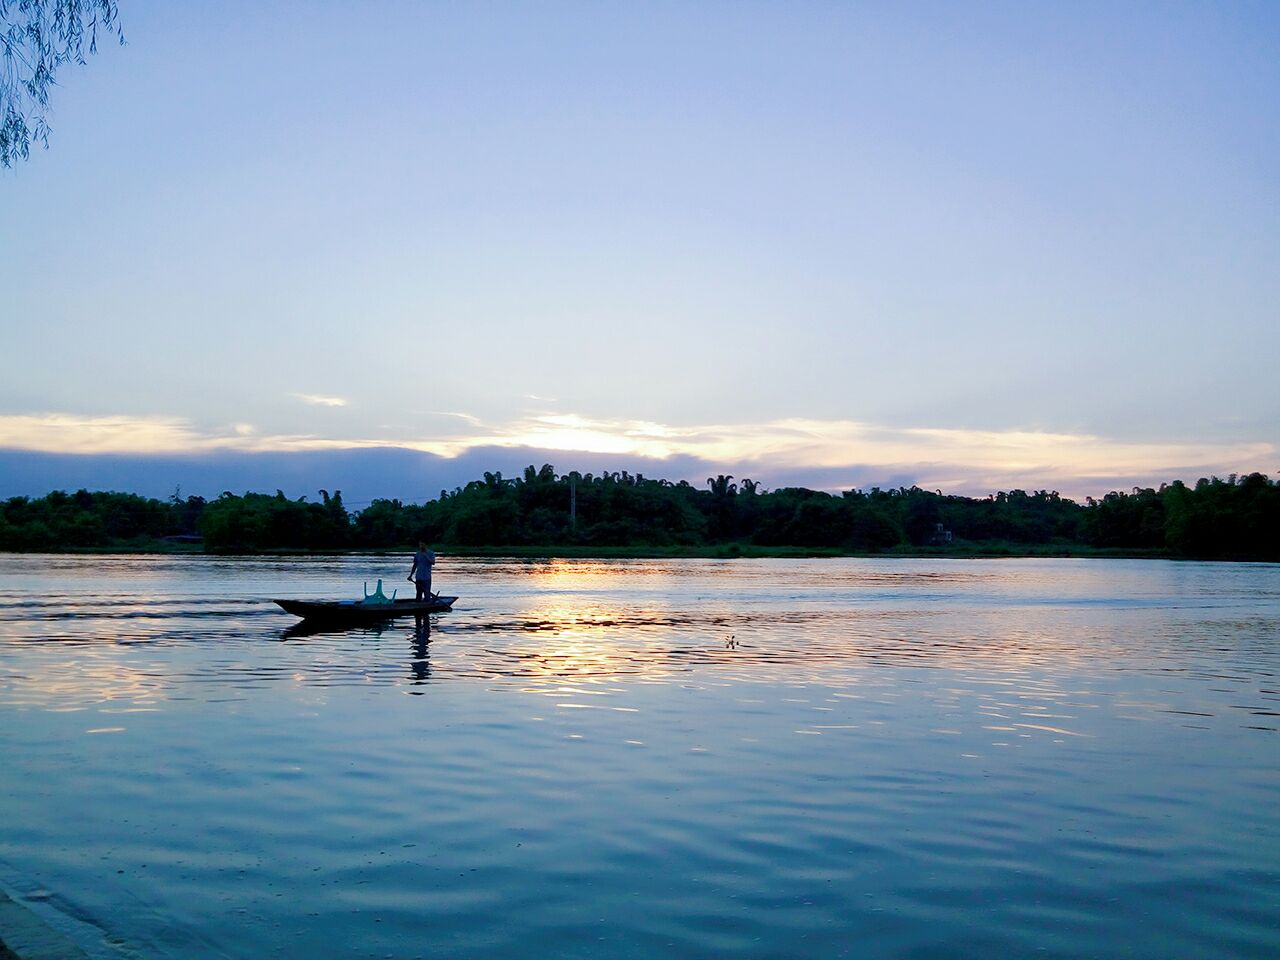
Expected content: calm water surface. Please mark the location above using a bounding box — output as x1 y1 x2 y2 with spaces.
0 555 1276 958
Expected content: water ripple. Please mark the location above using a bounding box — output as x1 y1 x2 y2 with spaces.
0 555 1277 959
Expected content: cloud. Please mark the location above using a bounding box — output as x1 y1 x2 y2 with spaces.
410 413 1274 496
0 411 1272 500
292 393 349 407
433 411 484 426
0 414 214 455
0 414 367 456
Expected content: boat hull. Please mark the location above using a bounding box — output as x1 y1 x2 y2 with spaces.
274 597 457 621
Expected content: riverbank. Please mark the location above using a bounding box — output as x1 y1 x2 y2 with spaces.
0 540 1182 561
0 889 87 960
433 542 1177 560
7 474 1276 560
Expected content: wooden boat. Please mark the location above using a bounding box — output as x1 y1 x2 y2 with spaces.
274 596 458 622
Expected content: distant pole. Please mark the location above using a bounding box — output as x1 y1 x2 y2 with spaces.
570 477 577 529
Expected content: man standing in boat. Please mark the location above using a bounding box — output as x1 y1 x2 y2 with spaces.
408 540 436 601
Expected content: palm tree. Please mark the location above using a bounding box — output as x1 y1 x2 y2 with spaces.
707 475 737 498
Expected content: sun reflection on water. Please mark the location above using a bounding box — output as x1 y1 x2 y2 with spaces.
1 555 1276 745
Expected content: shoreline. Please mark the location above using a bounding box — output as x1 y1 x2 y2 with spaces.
0 889 87 960
0 542 1235 561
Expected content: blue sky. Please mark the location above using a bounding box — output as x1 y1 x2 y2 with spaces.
2 1 1277 501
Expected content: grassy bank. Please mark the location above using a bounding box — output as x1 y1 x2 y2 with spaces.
411 541 1175 560
7 539 206 556
5 540 1179 561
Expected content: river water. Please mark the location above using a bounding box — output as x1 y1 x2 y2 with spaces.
0 555 1276 959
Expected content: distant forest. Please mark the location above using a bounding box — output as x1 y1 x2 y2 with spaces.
1 466 1278 560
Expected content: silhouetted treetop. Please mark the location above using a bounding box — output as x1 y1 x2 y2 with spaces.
2 468 1275 560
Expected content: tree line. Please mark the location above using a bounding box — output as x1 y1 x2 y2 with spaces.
1 467 1277 560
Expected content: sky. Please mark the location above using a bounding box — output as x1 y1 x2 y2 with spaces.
1 0 1277 503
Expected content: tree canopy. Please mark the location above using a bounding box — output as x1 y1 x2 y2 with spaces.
1 0 123 166
2 467 1277 561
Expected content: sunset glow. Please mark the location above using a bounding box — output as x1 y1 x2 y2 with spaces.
1 411 1270 500
2 3 1276 501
